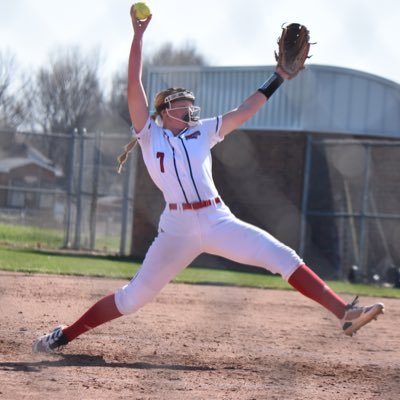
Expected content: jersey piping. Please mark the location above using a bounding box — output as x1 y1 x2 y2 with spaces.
179 136 202 202
164 131 189 203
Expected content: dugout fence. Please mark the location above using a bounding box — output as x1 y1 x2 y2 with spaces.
0 129 134 255
300 134 400 284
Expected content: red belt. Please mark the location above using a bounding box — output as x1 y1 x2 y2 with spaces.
169 197 221 211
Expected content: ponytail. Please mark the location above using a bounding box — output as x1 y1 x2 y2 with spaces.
117 137 138 174
117 111 158 174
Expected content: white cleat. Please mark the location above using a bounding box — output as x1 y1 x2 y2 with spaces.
32 326 69 353
341 296 384 336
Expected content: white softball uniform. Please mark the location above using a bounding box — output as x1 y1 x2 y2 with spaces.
115 116 302 315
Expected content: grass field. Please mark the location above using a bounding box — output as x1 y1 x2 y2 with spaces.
0 222 120 252
1 247 399 299
1 223 400 298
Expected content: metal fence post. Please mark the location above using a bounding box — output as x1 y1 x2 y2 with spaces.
120 135 132 256
89 132 101 250
358 144 371 279
299 133 313 258
64 128 77 248
74 128 86 249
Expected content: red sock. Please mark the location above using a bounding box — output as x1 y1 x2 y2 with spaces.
62 293 122 342
288 264 347 319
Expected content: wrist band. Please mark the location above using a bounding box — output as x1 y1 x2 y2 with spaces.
258 72 284 99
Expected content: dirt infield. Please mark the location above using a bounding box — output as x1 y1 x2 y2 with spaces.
0 271 399 400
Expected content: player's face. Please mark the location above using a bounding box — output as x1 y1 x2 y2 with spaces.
163 99 196 133
167 99 194 119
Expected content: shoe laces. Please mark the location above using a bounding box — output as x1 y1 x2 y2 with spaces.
343 296 363 320
347 295 359 310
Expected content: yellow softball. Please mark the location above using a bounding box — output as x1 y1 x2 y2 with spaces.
132 2 151 21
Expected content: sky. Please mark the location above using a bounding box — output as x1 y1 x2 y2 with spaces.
1 0 400 87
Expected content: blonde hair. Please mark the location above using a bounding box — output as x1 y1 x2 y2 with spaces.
117 138 137 174
117 87 194 174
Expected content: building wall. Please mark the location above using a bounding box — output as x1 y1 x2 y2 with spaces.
0 173 7 206
147 64 400 138
8 164 56 183
0 163 56 208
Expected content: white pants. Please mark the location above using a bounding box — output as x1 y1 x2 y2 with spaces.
115 201 302 315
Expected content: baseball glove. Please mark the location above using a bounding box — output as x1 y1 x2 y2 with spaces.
275 23 311 79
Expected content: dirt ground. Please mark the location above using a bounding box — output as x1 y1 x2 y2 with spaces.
0 271 399 400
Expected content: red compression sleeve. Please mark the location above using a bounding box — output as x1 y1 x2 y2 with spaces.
288 264 347 319
62 293 122 342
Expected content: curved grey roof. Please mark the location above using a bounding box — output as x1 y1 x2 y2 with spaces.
147 64 400 137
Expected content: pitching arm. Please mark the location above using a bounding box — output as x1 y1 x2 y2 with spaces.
127 11 152 132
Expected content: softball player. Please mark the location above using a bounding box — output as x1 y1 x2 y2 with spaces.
33 10 384 353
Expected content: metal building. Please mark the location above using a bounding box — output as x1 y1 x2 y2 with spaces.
146 64 400 137
131 64 400 283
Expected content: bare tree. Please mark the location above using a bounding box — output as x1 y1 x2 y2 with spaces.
108 42 208 127
109 66 131 126
0 51 25 130
23 46 104 178
149 42 207 66
32 46 103 134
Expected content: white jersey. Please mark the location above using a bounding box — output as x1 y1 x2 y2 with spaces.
116 115 303 315
134 116 223 204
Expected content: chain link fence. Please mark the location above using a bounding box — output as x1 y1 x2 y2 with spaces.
2 129 400 283
300 135 400 284
0 129 134 255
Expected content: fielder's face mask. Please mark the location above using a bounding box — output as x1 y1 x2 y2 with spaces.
163 90 201 127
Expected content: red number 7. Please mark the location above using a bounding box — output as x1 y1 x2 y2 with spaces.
156 151 165 173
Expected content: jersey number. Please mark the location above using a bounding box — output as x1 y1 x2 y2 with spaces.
156 152 165 173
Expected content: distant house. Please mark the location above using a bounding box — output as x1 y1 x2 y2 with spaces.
0 141 62 210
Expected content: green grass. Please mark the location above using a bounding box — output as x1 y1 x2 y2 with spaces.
0 223 119 252
0 223 64 248
0 247 399 299
0 247 137 278
1 223 399 298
